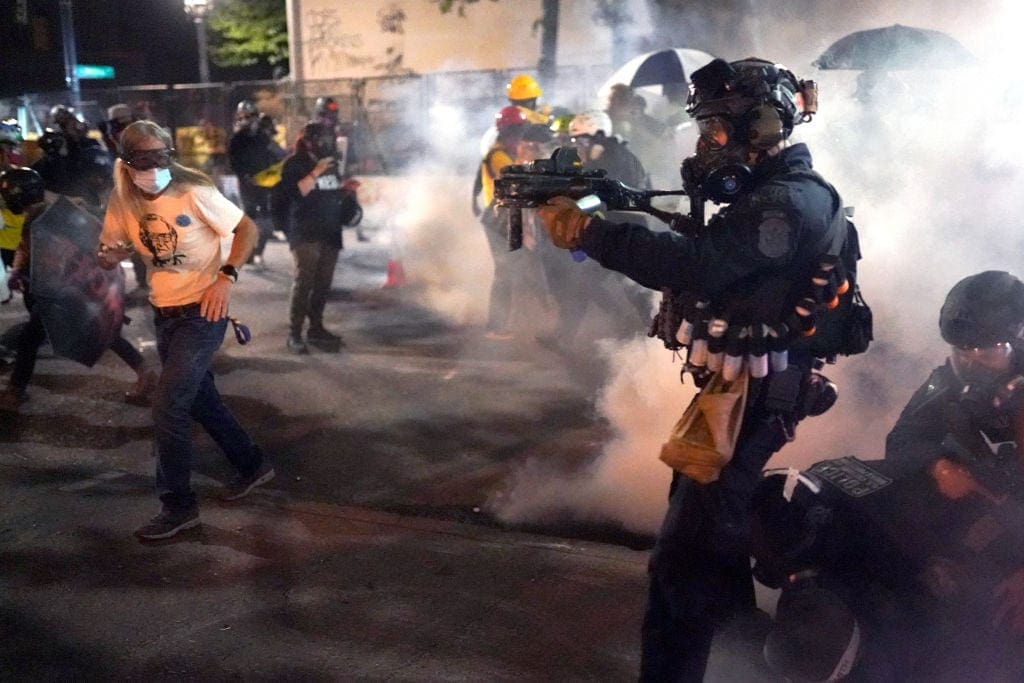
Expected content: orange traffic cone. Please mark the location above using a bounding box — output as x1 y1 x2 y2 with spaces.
383 259 407 288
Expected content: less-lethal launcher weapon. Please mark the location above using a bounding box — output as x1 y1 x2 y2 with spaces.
492 147 688 250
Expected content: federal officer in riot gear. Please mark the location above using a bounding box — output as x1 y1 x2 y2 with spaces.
535 57 869 681
740 272 1024 681
887 270 1024 481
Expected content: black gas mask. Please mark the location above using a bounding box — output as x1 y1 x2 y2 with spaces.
682 115 753 203
683 58 814 204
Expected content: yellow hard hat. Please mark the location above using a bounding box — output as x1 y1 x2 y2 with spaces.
507 74 543 101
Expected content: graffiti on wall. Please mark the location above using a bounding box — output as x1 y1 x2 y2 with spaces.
304 4 412 79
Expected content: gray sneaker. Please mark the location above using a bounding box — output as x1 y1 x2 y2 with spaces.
135 506 200 541
220 461 276 502
287 333 309 355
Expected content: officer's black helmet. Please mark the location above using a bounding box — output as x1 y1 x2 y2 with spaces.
687 57 807 145
939 271 1024 348
314 96 338 116
0 167 45 214
235 100 258 118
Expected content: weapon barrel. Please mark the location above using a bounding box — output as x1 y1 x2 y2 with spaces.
508 208 523 251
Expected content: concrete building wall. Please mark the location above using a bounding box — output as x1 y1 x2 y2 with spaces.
286 0 618 82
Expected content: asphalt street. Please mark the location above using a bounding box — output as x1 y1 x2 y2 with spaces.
0 222 777 680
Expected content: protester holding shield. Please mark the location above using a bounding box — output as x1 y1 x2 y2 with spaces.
0 166 154 410
99 121 273 541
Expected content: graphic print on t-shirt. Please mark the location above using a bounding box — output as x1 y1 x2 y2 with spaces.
139 212 187 267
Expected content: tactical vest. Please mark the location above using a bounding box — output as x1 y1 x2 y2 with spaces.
650 169 872 379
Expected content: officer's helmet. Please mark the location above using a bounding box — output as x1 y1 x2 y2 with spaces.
49 104 78 127
0 119 23 146
687 58 812 150
940 271 1024 349
235 100 258 119
313 96 339 120
0 167 45 214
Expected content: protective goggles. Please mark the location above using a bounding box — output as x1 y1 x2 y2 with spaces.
697 116 733 150
123 148 175 171
951 342 1013 374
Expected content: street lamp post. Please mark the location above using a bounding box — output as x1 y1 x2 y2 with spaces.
183 0 213 83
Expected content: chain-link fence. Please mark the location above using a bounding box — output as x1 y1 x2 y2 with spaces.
1 65 610 175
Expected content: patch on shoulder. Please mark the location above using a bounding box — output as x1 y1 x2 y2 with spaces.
757 212 791 258
752 185 790 207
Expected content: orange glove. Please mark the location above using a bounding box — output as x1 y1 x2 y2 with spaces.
534 196 591 250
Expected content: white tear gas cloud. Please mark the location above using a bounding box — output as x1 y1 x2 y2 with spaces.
385 0 1024 535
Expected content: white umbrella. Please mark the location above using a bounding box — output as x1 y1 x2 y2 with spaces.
598 48 717 102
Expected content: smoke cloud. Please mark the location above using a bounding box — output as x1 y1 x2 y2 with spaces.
384 0 1024 536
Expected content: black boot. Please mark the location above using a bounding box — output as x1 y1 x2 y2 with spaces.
307 324 344 352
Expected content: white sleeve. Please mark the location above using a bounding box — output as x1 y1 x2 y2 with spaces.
191 185 244 239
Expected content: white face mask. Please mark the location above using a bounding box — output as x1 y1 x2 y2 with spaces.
128 167 172 194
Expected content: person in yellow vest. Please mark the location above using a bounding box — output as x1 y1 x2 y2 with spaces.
478 74 553 158
476 105 529 339
0 119 26 272
506 74 551 125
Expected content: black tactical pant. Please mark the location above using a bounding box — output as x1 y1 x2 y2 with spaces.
640 371 804 681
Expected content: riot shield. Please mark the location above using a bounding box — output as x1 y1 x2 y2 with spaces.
29 196 125 367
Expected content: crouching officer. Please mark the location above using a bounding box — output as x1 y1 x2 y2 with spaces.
886 273 1024 641
535 57 871 681
887 271 1024 483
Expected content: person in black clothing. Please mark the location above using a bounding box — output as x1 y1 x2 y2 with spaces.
228 100 279 267
32 106 104 197
746 274 1024 681
0 164 155 411
887 271 1024 479
536 57 868 681
276 121 357 354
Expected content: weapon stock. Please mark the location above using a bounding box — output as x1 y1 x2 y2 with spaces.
492 147 687 251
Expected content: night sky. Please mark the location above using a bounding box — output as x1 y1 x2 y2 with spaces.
1 0 274 99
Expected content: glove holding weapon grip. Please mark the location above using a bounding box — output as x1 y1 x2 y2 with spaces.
494 147 687 251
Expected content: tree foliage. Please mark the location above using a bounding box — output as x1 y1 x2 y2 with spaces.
207 0 289 68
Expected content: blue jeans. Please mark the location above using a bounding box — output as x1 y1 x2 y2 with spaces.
152 307 262 512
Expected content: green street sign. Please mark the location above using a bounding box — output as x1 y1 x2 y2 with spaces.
74 64 115 80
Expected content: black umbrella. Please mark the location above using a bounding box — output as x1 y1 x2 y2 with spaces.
30 196 125 367
601 48 716 99
814 24 976 71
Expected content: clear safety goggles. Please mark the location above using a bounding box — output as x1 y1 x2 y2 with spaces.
697 115 733 150
950 342 1013 376
123 148 175 171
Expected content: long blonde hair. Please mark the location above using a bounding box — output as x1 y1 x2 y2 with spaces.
109 120 215 221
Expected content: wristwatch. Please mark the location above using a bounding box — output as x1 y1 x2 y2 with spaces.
219 264 239 283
